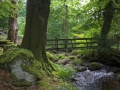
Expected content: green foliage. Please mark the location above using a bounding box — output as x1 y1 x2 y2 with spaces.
68 56 76 60
18 17 25 38
0 48 3 55
37 80 50 88
46 51 58 61
48 0 90 39
55 82 78 90
52 64 75 80
18 0 26 37
79 49 96 56
85 28 100 38
0 0 14 18
11 81 31 87
57 53 66 60
0 0 14 29
48 0 120 40
71 50 81 55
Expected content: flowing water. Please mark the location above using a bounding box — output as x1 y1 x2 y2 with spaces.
73 64 117 90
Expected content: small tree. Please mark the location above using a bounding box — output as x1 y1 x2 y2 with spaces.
7 0 18 44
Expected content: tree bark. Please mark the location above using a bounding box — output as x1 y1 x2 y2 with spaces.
7 0 18 44
21 0 51 64
100 1 115 48
63 0 68 38
98 1 115 57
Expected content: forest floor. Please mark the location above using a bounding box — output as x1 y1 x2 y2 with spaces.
0 47 78 90
1 47 120 90
0 69 73 90
0 36 77 90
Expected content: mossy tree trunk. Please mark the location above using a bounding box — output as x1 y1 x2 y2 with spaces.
98 1 115 57
8 0 18 44
21 0 51 67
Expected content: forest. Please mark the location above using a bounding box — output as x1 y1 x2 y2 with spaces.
0 0 120 90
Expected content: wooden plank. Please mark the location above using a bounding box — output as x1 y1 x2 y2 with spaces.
47 38 96 41
47 42 96 45
46 46 98 50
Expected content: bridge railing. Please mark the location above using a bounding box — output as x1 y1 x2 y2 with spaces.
46 38 98 50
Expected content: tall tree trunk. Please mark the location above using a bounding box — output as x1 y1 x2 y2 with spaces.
98 1 115 57
8 0 18 44
21 0 51 66
64 4 68 38
100 1 115 48
63 0 68 38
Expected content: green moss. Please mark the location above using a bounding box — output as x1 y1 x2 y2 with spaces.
69 56 76 60
0 40 10 44
79 49 96 56
52 63 76 80
46 52 54 59
55 82 78 90
46 52 58 61
90 62 100 66
21 59 47 79
37 81 49 87
57 53 66 60
3 44 16 52
11 81 31 87
0 48 3 55
0 47 53 85
72 59 83 65
89 62 100 70
0 47 35 64
0 36 7 40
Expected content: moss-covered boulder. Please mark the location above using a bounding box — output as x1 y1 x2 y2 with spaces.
0 47 36 83
74 66 87 72
88 62 101 71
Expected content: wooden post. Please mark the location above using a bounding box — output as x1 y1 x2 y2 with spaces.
86 39 88 48
64 39 67 49
71 39 73 48
55 37 58 50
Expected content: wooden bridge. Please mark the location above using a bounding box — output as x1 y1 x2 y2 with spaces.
46 38 120 50
46 38 98 50
0 38 119 51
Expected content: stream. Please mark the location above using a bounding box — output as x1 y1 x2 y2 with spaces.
72 64 117 90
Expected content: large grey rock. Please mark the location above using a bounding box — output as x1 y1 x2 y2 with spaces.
11 60 36 83
57 59 70 65
0 48 36 83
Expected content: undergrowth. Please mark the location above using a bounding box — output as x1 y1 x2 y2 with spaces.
52 63 76 80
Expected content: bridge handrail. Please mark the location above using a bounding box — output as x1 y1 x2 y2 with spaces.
46 38 97 50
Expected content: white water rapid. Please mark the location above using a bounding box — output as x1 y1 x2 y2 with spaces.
73 65 116 90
